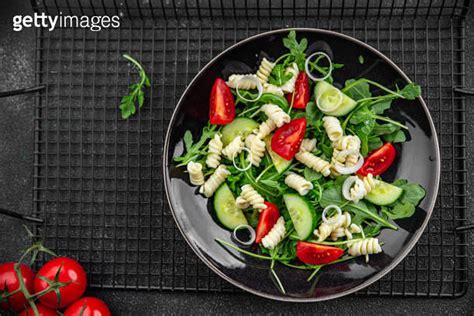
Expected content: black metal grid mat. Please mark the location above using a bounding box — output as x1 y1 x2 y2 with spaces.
32 0 469 296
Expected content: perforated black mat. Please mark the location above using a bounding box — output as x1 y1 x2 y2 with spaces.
32 0 469 296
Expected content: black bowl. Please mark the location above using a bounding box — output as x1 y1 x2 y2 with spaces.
163 28 440 301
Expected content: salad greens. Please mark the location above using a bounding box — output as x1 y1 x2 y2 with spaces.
174 31 426 294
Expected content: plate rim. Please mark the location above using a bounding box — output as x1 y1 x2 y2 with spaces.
163 27 441 302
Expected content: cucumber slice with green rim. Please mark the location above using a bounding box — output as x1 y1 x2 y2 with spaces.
221 117 259 146
264 135 292 174
283 194 316 240
314 81 357 116
214 183 248 230
365 181 403 206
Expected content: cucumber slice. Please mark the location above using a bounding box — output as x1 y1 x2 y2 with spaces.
365 181 403 206
221 118 259 146
314 81 357 116
264 135 292 174
283 194 316 240
214 183 248 230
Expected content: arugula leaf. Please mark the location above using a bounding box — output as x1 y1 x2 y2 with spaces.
120 54 151 119
344 79 371 100
319 184 343 208
354 118 375 156
305 102 319 125
347 201 397 229
174 126 215 166
371 99 392 114
373 123 399 136
304 167 322 182
358 55 364 64
383 129 406 143
333 63 344 69
269 64 293 86
282 30 307 70
395 182 426 205
368 136 383 152
382 202 415 220
398 83 421 100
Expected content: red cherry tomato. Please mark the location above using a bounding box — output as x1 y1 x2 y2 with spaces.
286 72 310 109
34 257 87 309
255 202 280 244
19 304 57 316
271 118 307 160
64 297 111 316
209 77 235 125
0 262 35 312
357 143 396 176
296 241 344 265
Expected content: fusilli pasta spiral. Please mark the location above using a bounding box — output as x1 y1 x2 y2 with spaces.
284 172 313 196
348 238 382 256
206 133 223 169
245 134 266 166
295 151 331 177
187 161 205 186
256 57 275 84
199 165 230 197
261 217 286 250
322 116 343 142
222 136 244 160
300 138 317 152
261 103 290 128
226 74 259 89
255 118 277 139
314 211 351 242
279 63 299 93
350 173 377 202
235 196 250 209
263 83 284 97
240 184 267 211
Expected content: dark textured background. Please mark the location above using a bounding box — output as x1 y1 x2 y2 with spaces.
0 0 473 314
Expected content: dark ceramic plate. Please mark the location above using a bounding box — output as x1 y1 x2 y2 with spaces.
163 29 440 301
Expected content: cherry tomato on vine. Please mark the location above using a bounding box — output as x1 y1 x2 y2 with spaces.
0 262 35 312
209 78 235 125
64 297 111 316
296 241 344 265
357 143 396 176
286 72 310 109
19 304 57 316
33 257 87 309
255 202 280 244
271 118 307 160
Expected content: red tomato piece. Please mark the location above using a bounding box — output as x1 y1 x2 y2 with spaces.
286 72 310 109
64 297 111 316
357 143 396 176
0 262 35 312
296 241 344 265
255 202 281 244
19 304 57 316
271 118 307 160
209 77 235 125
34 257 87 309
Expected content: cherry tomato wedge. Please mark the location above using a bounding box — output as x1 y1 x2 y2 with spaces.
64 297 111 316
271 118 307 160
0 262 35 312
296 241 344 265
357 143 396 176
19 304 57 316
34 257 87 309
255 202 280 244
209 77 235 125
286 72 310 109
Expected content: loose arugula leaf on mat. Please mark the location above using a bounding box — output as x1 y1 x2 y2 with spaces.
283 30 308 70
358 55 365 64
120 54 151 119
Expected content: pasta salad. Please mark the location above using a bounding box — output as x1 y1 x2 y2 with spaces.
174 31 426 293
